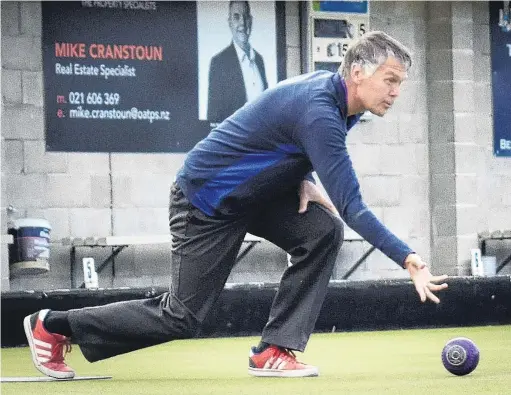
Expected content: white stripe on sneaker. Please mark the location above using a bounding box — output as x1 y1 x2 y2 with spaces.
37 357 50 363
33 338 52 349
36 349 52 356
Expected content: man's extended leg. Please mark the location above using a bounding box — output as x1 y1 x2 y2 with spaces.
247 194 343 376
25 182 248 376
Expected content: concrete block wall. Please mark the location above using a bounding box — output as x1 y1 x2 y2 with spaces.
426 2 511 275
1 1 508 292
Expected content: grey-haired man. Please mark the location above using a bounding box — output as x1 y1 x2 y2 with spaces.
24 31 448 379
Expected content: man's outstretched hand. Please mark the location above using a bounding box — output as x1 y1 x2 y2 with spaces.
404 254 448 304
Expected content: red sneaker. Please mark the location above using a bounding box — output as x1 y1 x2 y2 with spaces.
23 309 75 379
248 345 319 377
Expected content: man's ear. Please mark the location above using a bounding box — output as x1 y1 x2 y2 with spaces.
350 64 365 85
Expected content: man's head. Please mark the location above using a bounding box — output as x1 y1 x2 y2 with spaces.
340 31 412 116
229 1 252 52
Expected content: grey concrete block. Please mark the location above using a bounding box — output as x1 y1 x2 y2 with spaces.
2 69 22 103
452 50 474 81
112 174 171 208
2 139 24 174
412 19 427 50
453 81 475 113
111 153 186 175
431 235 458 274
474 82 492 115
358 176 401 206
286 47 302 77
473 23 490 56
454 113 476 144
69 208 112 237
427 1 452 21
4 173 47 208
429 143 455 174
408 50 426 83
473 55 491 84
428 112 454 144
427 49 453 82
1 1 20 36
20 1 41 36
487 149 511 175
472 2 490 25
2 105 44 139
382 206 415 239
24 140 68 173
1 35 41 71
392 81 427 114
455 174 478 205
46 174 91 208
400 175 429 207
67 153 109 174
452 2 473 23
285 15 300 48
348 144 381 175
379 144 420 176
91 175 111 208
432 205 457 237
452 24 474 50
22 71 43 106
455 205 479 236
428 81 454 113
285 1 300 18
359 114 400 144
113 208 169 235
398 113 428 144
454 143 480 174
426 22 452 51
431 174 456 206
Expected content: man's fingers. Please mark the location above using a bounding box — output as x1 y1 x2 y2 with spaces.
430 274 449 283
427 282 448 292
425 288 440 304
298 198 308 213
415 284 427 302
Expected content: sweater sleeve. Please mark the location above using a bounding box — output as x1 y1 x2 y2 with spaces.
294 106 413 267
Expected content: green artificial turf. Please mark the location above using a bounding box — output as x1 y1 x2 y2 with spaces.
2 325 510 395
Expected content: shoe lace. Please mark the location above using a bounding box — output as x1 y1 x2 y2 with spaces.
53 338 72 363
275 347 298 363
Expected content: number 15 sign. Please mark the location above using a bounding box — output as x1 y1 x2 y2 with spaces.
308 1 370 72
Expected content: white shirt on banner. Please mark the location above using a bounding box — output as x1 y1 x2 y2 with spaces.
233 42 265 102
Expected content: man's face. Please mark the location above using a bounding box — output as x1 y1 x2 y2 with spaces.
355 57 407 116
229 2 252 50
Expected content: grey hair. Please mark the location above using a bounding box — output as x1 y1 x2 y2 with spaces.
339 31 412 79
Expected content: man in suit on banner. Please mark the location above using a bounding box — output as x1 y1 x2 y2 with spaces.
207 1 268 123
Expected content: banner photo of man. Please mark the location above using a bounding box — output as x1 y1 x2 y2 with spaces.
197 1 279 125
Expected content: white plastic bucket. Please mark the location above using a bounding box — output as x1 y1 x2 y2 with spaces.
8 218 52 275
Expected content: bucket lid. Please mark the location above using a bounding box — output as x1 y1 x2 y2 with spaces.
10 218 52 230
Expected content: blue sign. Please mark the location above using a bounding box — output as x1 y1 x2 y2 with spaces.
313 1 368 14
490 1 511 157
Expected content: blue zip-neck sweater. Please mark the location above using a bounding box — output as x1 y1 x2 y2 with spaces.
176 71 413 267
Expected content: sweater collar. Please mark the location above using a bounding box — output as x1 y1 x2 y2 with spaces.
332 72 361 130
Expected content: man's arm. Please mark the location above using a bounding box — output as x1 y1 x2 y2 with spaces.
295 107 413 267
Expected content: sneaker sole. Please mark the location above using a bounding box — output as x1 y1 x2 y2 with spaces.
23 315 75 379
248 367 319 378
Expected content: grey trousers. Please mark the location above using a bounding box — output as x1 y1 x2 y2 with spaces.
68 182 344 362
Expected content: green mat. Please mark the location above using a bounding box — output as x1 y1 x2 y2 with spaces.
2 325 510 395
